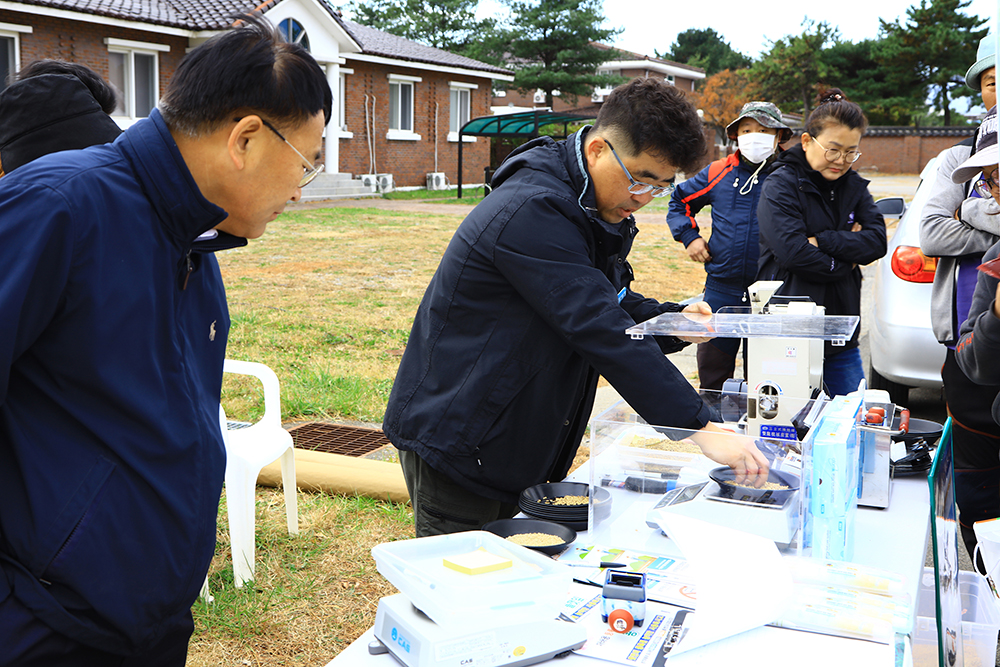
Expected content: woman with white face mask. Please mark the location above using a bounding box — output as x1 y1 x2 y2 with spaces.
667 102 792 393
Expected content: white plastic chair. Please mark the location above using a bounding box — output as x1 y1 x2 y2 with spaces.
220 359 298 588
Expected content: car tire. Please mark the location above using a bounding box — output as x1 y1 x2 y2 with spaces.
869 365 909 406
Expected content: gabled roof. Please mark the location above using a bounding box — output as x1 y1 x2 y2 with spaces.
7 0 511 76
8 0 274 30
591 42 705 76
339 19 511 76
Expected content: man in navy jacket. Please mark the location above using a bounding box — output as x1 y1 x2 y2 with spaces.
384 78 769 537
0 15 330 665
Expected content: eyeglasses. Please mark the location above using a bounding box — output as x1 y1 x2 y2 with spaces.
974 171 1000 199
235 116 324 188
604 139 675 198
810 137 862 164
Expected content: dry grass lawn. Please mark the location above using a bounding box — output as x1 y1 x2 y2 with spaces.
188 201 709 665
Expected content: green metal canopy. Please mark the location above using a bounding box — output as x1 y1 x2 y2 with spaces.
456 110 595 197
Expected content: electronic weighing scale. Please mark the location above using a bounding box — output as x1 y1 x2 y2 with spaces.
370 594 586 667
368 531 588 667
644 479 799 546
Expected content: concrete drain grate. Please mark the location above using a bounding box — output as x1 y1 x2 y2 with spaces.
287 422 390 457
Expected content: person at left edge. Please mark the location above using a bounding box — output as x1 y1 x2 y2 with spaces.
384 77 769 538
0 14 330 666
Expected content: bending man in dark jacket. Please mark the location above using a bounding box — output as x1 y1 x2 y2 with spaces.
0 15 331 665
383 78 769 537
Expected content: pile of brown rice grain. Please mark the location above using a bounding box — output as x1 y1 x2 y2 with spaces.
539 495 588 506
722 479 789 491
505 532 564 547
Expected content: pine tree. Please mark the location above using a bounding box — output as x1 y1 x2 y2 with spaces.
661 28 751 79
747 20 838 118
345 0 502 63
877 0 987 125
504 0 623 107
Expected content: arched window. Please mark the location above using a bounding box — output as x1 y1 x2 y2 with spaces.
278 18 310 51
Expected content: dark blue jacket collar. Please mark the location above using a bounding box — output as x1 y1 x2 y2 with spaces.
117 109 237 250
492 126 600 217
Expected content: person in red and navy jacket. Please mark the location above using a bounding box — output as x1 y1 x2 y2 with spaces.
667 102 792 391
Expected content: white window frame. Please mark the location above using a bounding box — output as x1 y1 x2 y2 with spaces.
448 81 477 143
0 23 32 92
338 68 353 138
105 38 169 121
387 73 421 141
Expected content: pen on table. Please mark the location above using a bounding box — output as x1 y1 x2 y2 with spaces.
561 561 627 569
601 476 677 494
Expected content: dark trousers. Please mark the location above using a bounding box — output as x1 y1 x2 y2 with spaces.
698 283 746 391
0 592 193 667
942 348 1000 568
399 449 518 537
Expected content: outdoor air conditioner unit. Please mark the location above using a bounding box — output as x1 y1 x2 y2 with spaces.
376 174 394 193
592 86 614 103
426 172 447 190
359 174 378 192
533 90 546 104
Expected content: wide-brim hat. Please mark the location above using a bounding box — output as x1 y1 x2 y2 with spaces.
966 34 996 90
0 73 122 174
952 105 998 183
726 101 793 143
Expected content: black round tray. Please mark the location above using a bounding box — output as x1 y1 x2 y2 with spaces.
482 518 576 555
709 467 800 505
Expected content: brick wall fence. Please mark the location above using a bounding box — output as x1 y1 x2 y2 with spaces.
856 127 976 175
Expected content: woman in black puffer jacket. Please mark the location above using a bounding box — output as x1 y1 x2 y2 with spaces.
756 88 887 397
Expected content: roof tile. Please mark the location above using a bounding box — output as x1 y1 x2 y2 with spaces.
10 0 512 76
339 19 509 75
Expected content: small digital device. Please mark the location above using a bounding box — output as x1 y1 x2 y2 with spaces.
601 569 647 633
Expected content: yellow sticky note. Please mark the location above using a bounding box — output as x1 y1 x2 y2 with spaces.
442 548 512 575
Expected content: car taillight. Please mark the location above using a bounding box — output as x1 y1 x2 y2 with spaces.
890 245 937 283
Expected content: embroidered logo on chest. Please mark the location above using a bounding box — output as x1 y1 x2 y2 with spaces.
209 320 217 342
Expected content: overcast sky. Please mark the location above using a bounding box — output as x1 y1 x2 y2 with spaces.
475 0 998 59
605 0 998 59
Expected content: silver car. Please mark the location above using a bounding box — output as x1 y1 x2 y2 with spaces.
867 157 945 404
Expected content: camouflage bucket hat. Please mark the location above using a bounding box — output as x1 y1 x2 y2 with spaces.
726 101 793 142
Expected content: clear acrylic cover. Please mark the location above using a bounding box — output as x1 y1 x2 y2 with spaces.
625 311 860 345
587 398 804 555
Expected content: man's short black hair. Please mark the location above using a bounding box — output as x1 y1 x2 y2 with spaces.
160 13 332 136
591 77 706 174
15 60 118 114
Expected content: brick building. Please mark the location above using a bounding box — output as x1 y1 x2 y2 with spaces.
0 0 512 190
336 20 511 189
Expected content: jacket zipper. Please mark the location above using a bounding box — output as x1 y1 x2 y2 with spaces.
181 250 194 291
